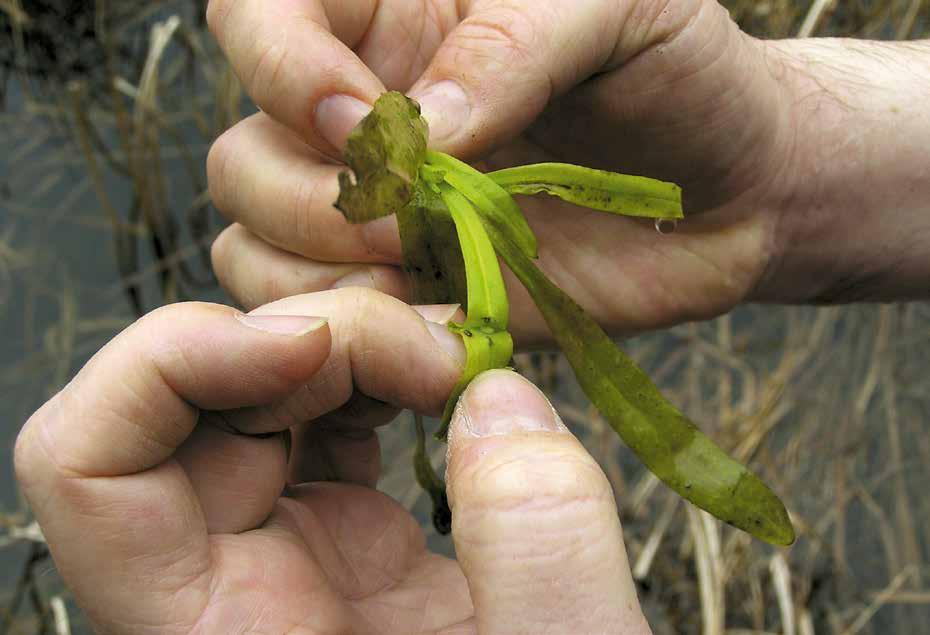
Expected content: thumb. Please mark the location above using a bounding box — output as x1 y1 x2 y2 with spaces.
446 370 651 635
407 0 630 156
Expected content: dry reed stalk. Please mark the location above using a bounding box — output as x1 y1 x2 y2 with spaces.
869 590 930 604
633 493 680 581
48 597 70 635
878 309 922 591
798 609 815 635
896 0 925 37
840 566 916 635
0 0 29 25
770 553 796 635
688 507 725 635
798 0 836 36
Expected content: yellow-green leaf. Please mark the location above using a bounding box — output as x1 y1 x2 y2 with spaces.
486 225 795 547
435 183 513 439
488 163 683 219
425 150 538 258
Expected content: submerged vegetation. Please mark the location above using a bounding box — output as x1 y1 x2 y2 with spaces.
1 1 929 633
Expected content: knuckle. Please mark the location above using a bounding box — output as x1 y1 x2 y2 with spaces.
459 444 613 518
13 408 45 488
622 0 704 50
205 0 231 40
248 36 290 106
210 229 250 306
288 174 327 248
138 300 190 327
457 7 539 71
14 393 79 487
206 127 241 216
209 225 232 274
339 286 383 344
259 270 288 308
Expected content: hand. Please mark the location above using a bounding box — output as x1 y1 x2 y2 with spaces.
15 289 651 634
205 0 798 346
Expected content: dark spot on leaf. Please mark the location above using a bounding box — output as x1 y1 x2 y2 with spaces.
432 493 452 535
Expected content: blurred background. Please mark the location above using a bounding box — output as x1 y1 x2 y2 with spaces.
1 1 928 633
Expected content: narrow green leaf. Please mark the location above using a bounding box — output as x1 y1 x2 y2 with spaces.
413 413 451 534
435 183 514 439
335 92 428 223
438 184 509 329
436 327 514 440
486 226 795 547
425 150 538 258
488 163 683 219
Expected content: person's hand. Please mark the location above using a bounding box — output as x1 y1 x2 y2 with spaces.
205 0 798 346
15 289 651 634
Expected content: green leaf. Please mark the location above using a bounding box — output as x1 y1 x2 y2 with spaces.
485 225 795 547
488 163 683 219
333 91 792 546
425 150 538 258
335 92 428 223
413 413 451 534
396 185 468 307
438 184 509 328
435 183 514 439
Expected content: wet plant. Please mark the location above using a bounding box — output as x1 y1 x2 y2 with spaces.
336 92 795 546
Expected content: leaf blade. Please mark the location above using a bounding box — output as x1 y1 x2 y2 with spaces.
425 150 538 258
435 183 514 438
335 92 428 223
487 226 795 546
488 163 683 219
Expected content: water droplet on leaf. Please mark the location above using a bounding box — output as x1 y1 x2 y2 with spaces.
655 218 678 234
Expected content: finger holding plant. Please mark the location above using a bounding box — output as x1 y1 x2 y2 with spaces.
336 92 795 547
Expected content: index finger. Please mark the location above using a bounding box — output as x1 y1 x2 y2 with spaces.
207 0 384 155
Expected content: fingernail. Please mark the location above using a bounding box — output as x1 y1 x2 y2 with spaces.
236 313 328 336
411 304 462 325
360 215 402 260
411 81 470 143
315 95 372 150
332 269 375 289
456 369 566 438
425 320 466 367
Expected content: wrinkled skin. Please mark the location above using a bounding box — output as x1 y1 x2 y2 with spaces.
15 294 649 634
206 0 802 347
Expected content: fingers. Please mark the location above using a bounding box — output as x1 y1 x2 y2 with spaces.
206 0 384 155
287 392 397 487
407 0 626 156
446 370 651 634
207 114 403 264
13 303 332 632
282 303 465 487
174 414 290 533
221 290 466 435
211 223 410 311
